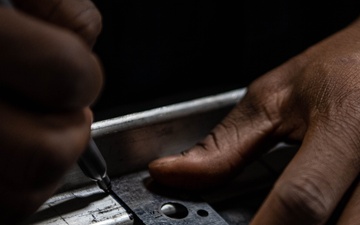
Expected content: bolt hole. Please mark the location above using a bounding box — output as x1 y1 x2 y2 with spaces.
197 209 209 217
160 202 188 219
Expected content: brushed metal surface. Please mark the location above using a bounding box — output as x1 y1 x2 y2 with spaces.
25 87 298 225
26 185 132 225
59 88 246 192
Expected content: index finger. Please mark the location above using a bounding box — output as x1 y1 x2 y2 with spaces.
250 121 360 224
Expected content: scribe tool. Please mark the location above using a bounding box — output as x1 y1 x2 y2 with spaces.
79 137 137 221
78 137 112 192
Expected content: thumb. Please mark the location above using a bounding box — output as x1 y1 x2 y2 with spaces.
148 89 284 189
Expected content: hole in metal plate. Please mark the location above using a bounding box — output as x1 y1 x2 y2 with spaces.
160 202 189 219
197 209 209 217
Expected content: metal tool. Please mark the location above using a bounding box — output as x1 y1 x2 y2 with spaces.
78 139 138 223
74 138 138 222
78 138 112 192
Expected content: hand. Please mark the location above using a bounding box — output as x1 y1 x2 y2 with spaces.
0 0 103 224
149 17 360 224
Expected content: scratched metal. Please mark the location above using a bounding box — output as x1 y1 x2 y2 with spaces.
25 184 133 225
111 170 230 225
26 144 298 225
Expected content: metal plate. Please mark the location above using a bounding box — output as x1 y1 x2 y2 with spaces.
26 185 132 225
111 170 230 225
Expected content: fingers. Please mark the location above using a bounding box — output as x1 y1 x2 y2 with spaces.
12 0 102 47
249 121 360 225
336 178 360 225
149 82 291 189
0 100 92 223
148 62 304 190
0 8 103 110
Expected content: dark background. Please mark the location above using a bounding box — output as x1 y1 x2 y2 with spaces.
91 0 360 121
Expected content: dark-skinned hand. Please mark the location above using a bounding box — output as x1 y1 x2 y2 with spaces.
0 0 103 224
149 16 360 225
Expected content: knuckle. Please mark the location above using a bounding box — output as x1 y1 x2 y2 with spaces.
273 176 330 224
240 80 285 128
